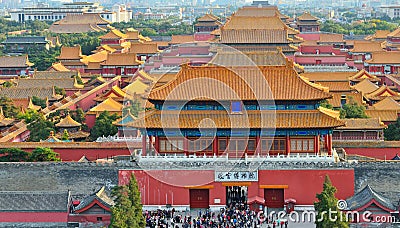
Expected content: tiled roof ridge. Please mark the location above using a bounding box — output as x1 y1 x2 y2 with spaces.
372 96 400 110
55 114 81 127
366 85 399 97
346 184 396 211
297 11 319 21
149 63 330 99
130 109 345 129
387 27 400 38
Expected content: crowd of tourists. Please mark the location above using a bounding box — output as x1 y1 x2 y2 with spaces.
144 203 289 228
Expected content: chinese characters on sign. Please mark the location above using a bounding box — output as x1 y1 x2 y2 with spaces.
215 171 258 182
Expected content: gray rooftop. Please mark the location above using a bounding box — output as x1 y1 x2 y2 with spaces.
0 191 70 212
345 185 397 211
3 36 48 44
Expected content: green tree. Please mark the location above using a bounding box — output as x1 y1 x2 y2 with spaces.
70 108 88 131
57 32 103 55
110 172 145 228
0 148 30 162
314 175 349 228
89 111 119 141
340 97 368 119
31 96 47 109
2 81 13 88
54 86 66 97
74 75 84 85
26 45 60 70
61 129 69 141
122 99 142 117
384 117 400 141
29 147 61 162
319 99 333 109
320 19 398 36
111 16 193 36
0 96 20 118
19 110 55 142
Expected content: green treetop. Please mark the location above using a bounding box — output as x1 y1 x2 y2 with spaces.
384 117 400 141
29 147 61 162
110 172 145 228
314 175 349 228
340 96 368 119
18 110 55 142
89 111 119 141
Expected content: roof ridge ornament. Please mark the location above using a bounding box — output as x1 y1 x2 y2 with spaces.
285 58 294 68
180 59 191 69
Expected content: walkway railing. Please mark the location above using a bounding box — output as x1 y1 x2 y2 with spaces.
137 153 335 163
96 135 143 143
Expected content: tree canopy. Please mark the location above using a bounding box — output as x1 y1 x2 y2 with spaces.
31 96 47 109
321 19 398 35
89 111 120 141
57 32 103 55
340 97 368 119
18 110 55 142
25 45 60 71
384 117 400 141
0 96 20 118
112 17 192 36
29 147 61 162
110 172 145 228
61 129 69 141
0 148 30 162
314 175 349 228
319 99 333 110
0 147 61 162
122 99 142 118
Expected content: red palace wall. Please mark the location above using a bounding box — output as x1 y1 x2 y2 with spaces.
194 33 215 41
297 33 320 41
85 114 96 129
0 212 68 222
4 142 140 161
295 55 346 65
119 169 354 207
68 214 111 226
344 147 400 160
299 45 337 54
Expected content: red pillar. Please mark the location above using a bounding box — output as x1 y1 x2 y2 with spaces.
327 134 332 156
213 136 218 156
141 134 147 156
184 137 189 156
255 136 260 155
314 135 319 154
285 136 290 155
154 136 159 154
148 136 153 155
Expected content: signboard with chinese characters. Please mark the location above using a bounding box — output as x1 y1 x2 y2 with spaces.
215 171 258 182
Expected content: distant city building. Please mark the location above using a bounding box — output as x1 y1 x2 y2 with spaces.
9 2 132 23
380 5 400 19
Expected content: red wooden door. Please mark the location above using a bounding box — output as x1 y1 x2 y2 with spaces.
264 189 284 208
190 189 209 208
